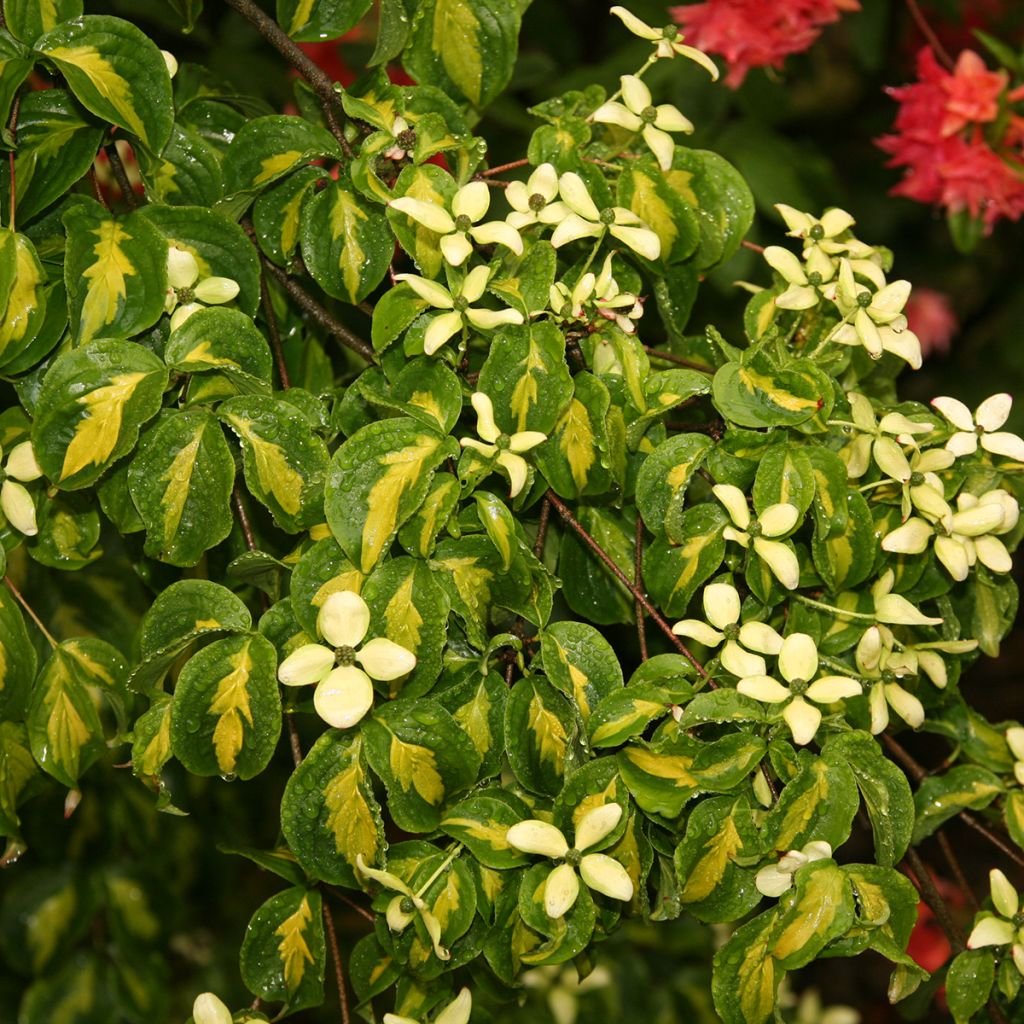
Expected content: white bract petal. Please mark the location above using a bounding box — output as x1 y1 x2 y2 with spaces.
609 6 660 40
544 862 580 918
506 820 569 859
931 396 975 432
620 74 652 114
753 538 800 589
882 518 933 554
471 392 501 443
558 172 601 221
783 696 822 746
385 895 416 933
574 803 622 851
424 311 464 355
551 213 603 248
737 675 791 704
755 864 794 897
757 503 799 537
318 589 371 647
934 536 970 581
466 308 525 330
974 535 1012 574
720 642 766 679
313 665 375 728
389 196 456 234
975 393 1012 432
579 853 634 901
672 619 723 646
509 430 547 453
981 431 1024 461
436 989 473 1024
496 451 529 498
738 622 784 655
642 124 676 171
169 302 203 332
277 643 335 686
453 180 489 221
946 431 979 457
357 637 416 681
393 274 454 309
167 246 199 289
702 582 740 630
869 683 889 735
193 276 240 304
873 437 911 482
193 993 232 1024
874 593 942 626
528 162 558 200
990 869 1019 918
654 103 693 133
805 676 861 704
356 855 414 896
763 246 807 285
0 480 36 536
609 223 661 260
5 441 42 481
884 683 924 728
161 50 179 78
592 101 643 132
1006 726 1024 761
713 484 750 529
967 915 1016 948
440 231 474 268
470 220 524 255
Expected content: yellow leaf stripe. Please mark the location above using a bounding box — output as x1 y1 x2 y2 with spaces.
78 220 136 344
255 150 303 186
183 340 241 369
510 337 545 432
431 0 483 106
389 732 444 805
558 398 595 492
287 0 316 35
680 815 743 902
274 895 315 993
0 236 42 356
527 692 566 771
159 424 204 552
60 372 147 481
207 640 255 775
324 742 378 870
330 188 368 302
224 414 304 517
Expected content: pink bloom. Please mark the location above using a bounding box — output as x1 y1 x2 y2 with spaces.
904 288 957 359
670 0 859 88
941 50 1007 136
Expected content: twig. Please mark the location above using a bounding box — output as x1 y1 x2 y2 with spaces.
937 831 978 911
545 491 715 685
740 239 765 254
533 496 551 559
642 346 714 373
6 93 19 231
325 886 375 922
259 256 377 364
635 513 648 661
260 275 291 389
904 846 965 951
481 158 529 177
322 902 351 1024
904 0 954 70
106 143 140 208
223 0 353 156
5 576 57 648
286 715 303 767
233 486 258 552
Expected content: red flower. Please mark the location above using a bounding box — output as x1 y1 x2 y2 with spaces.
905 287 958 359
669 0 860 88
941 50 1007 136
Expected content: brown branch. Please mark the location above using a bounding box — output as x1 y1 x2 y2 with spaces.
106 143 140 209
260 274 291 389
322 902 351 1024
5 576 57 648
89 167 109 211
223 0 353 156
634 513 648 662
904 0 954 70
904 846 965 952
286 715 303 767
740 239 765 254
545 491 715 685
260 256 377 364
533 496 551 559
937 831 978 911
481 158 529 177
233 486 258 552
643 346 714 373
325 886 375 923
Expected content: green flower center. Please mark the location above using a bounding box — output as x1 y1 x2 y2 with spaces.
495 434 512 451
809 224 825 240
335 645 357 666
910 472 925 487
599 207 617 226
640 105 658 124
564 849 582 867
529 192 547 211
399 896 416 915
807 271 822 286
454 295 470 312
1014 911 1024 928
788 678 808 695
723 623 740 642
455 213 473 233
747 521 763 538
662 24 677 38
176 286 195 304
857 291 873 308
396 128 416 150
881 669 897 684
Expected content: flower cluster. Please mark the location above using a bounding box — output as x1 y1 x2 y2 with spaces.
670 0 860 88
878 48 1024 232
967 869 1024 977
164 245 239 332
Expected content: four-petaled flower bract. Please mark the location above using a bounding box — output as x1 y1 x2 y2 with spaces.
384 988 472 1024
460 392 546 499
755 841 832 897
737 633 862 746
931 393 1024 462
763 244 836 311
506 804 634 918
277 589 416 729
505 163 565 230
0 441 43 537
164 245 239 332
967 869 1024 977
609 5 720 75
591 75 693 170
713 484 801 589
390 181 523 268
394 267 524 356
837 391 933 480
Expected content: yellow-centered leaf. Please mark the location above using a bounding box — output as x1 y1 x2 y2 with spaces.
207 640 255 775
78 220 136 343
274 895 315 992
61 372 147 481
389 733 444 805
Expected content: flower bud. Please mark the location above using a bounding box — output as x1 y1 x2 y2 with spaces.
193 992 232 1024
990 869 1019 919
1 479 37 536
161 50 179 78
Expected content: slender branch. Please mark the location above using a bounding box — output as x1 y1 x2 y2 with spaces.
325 886 375 922
7 93 19 231
904 847 965 951
904 0 954 70
545 491 715 685
286 715 304 767
260 256 376 364
260 275 291 390
740 239 765 254
322 903 351 1024
223 0 352 156
106 143 140 209
5 576 57 648
634 513 648 662
233 486 258 552
481 158 529 177
937 831 978 911
642 346 713 373
533 496 551 560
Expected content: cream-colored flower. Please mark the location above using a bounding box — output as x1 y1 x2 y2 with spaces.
1007 726 1024 788
506 163 566 230
855 626 925 734
384 988 471 1024
460 392 546 499
551 254 643 333
931 393 1024 461
0 440 42 537
763 245 836 311
672 581 783 676
506 804 633 918
755 841 832 897
609 6 719 75
394 267 524 356
551 172 661 261
967 869 1024 977
390 181 523 267
737 633 862 746
164 246 239 332
713 484 801 590
834 392 933 480
870 436 953 523
591 75 692 170
776 205 857 256
277 590 415 729
192 992 232 1024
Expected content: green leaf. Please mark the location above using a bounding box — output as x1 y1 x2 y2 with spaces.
1004 789 1024 850
252 166 321 268
27 638 127 787
770 860 854 968
644 504 729 616
0 30 32 148
370 0 412 63
616 158 699 264
626 368 712 450
397 471 459 558
1 90 105 225
127 410 235 566
504 675 576 797
165 0 203 32
240 887 325 1010
137 123 224 208
164 307 273 391
222 114 342 196
362 698 481 831
675 795 761 922
404 0 521 108
636 433 714 538
947 949 995 1024
440 791 531 869
677 690 766 727
539 621 623 724
0 585 37 722
62 204 168 346
281 730 384 887
752 445 815 518
812 490 875 592
435 666 506 780
559 505 635 625
371 284 431 352
912 765 1003 843
300 179 392 304
712 911 783 1024
27 492 102 571
763 756 859 853
220 395 330 532
587 680 692 748
326 417 456 574
130 696 173 783
130 579 252 692
33 339 168 490
4 0 82 44
278 0 373 39
359 358 463 434
0 233 46 371
0 722 37 839
805 444 850 539
170 634 281 779
713 358 826 429
36 15 174 150
517 862 597 966
18 953 106 1024
823 732 913 867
